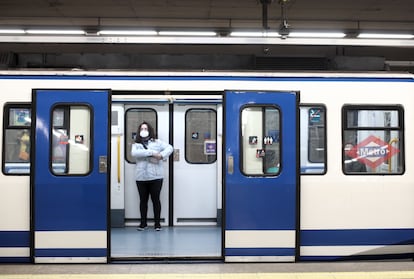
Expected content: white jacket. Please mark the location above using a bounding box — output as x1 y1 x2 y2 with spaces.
131 139 173 181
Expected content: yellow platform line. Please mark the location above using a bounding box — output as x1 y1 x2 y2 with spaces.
2 272 414 279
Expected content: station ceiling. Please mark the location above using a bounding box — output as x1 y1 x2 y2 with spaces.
0 0 413 71
1 0 413 31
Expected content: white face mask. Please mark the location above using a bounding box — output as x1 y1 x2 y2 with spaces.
140 130 149 138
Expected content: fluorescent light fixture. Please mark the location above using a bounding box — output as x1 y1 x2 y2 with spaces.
158 31 217 36
0 29 25 34
26 29 86 35
98 30 157 36
357 33 414 39
230 31 280 37
288 32 346 38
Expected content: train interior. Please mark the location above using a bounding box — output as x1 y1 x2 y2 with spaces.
110 95 223 260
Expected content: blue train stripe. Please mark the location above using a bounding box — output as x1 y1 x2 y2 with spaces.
300 253 414 261
0 257 31 263
0 74 413 83
35 248 107 257
301 229 414 246
0 231 30 247
225 248 295 257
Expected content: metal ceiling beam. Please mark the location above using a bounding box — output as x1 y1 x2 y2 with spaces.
0 35 413 47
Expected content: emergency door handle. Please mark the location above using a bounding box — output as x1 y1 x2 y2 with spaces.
173 149 180 161
117 136 121 183
227 155 234 175
99 156 108 173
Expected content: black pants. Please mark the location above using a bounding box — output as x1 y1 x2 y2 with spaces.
136 179 163 227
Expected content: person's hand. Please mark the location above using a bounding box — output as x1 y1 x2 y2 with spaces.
152 153 163 160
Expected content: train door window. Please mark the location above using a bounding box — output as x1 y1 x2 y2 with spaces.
241 106 280 176
125 108 157 163
300 105 326 174
2 104 31 174
51 105 92 175
185 109 217 163
342 105 404 174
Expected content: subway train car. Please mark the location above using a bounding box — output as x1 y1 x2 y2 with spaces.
0 70 413 263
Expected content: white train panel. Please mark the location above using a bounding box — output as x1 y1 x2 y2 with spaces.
0 71 413 263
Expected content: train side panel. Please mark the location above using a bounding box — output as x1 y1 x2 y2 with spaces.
300 80 414 260
0 79 31 262
0 72 413 263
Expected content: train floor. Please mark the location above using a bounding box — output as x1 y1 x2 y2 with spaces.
111 225 222 258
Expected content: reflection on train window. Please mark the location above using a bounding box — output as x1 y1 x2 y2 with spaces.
125 108 157 163
342 105 404 174
300 106 326 174
51 105 91 175
185 109 217 164
2 104 31 174
241 106 280 176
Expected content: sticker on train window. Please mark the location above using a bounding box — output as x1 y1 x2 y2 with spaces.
241 105 280 176
9 108 31 127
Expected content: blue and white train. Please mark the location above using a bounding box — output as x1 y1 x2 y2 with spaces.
0 70 413 263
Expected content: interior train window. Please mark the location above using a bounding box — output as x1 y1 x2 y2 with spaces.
185 109 217 164
342 105 404 174
2 103 31 174
125 108 157 163
51 105 92 175
241 106 280 176
300 105 326 174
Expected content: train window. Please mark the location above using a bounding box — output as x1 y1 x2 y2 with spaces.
185 109 217 164
2 104 31 174
51 105 92 175
300 106 326 174
125 108 157 163
240 106 280 176
342 105 404 174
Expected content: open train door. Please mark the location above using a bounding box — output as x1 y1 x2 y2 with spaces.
224 90 299 262
31 89 110 263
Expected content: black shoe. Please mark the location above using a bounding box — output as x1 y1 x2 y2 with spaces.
137 224 147 231
155 225 162 231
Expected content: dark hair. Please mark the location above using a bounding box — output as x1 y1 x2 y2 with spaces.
135 121 156 143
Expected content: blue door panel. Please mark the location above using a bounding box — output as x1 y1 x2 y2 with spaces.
35 181 107 230
33 89 109 262
224 90 298 261
226 181 297 229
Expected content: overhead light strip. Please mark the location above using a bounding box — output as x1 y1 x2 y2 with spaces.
229 31 347 38
0 28 413 40
0 35 413 47
158 31 217 36
230 31 281 37
25 29 86 35
98 30 157 36
95 30 218 36
0 27 413 46
288 32 346 38
0 29 25 34
357 33 414 39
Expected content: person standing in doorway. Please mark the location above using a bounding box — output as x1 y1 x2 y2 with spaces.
131 121 173 231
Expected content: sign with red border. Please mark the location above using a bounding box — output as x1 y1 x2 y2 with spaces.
351 135 400 168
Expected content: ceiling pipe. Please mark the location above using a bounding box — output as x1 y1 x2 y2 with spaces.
260 0 273 30
279 0 290 38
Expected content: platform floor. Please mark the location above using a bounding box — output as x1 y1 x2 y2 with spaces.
2 261 414 279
